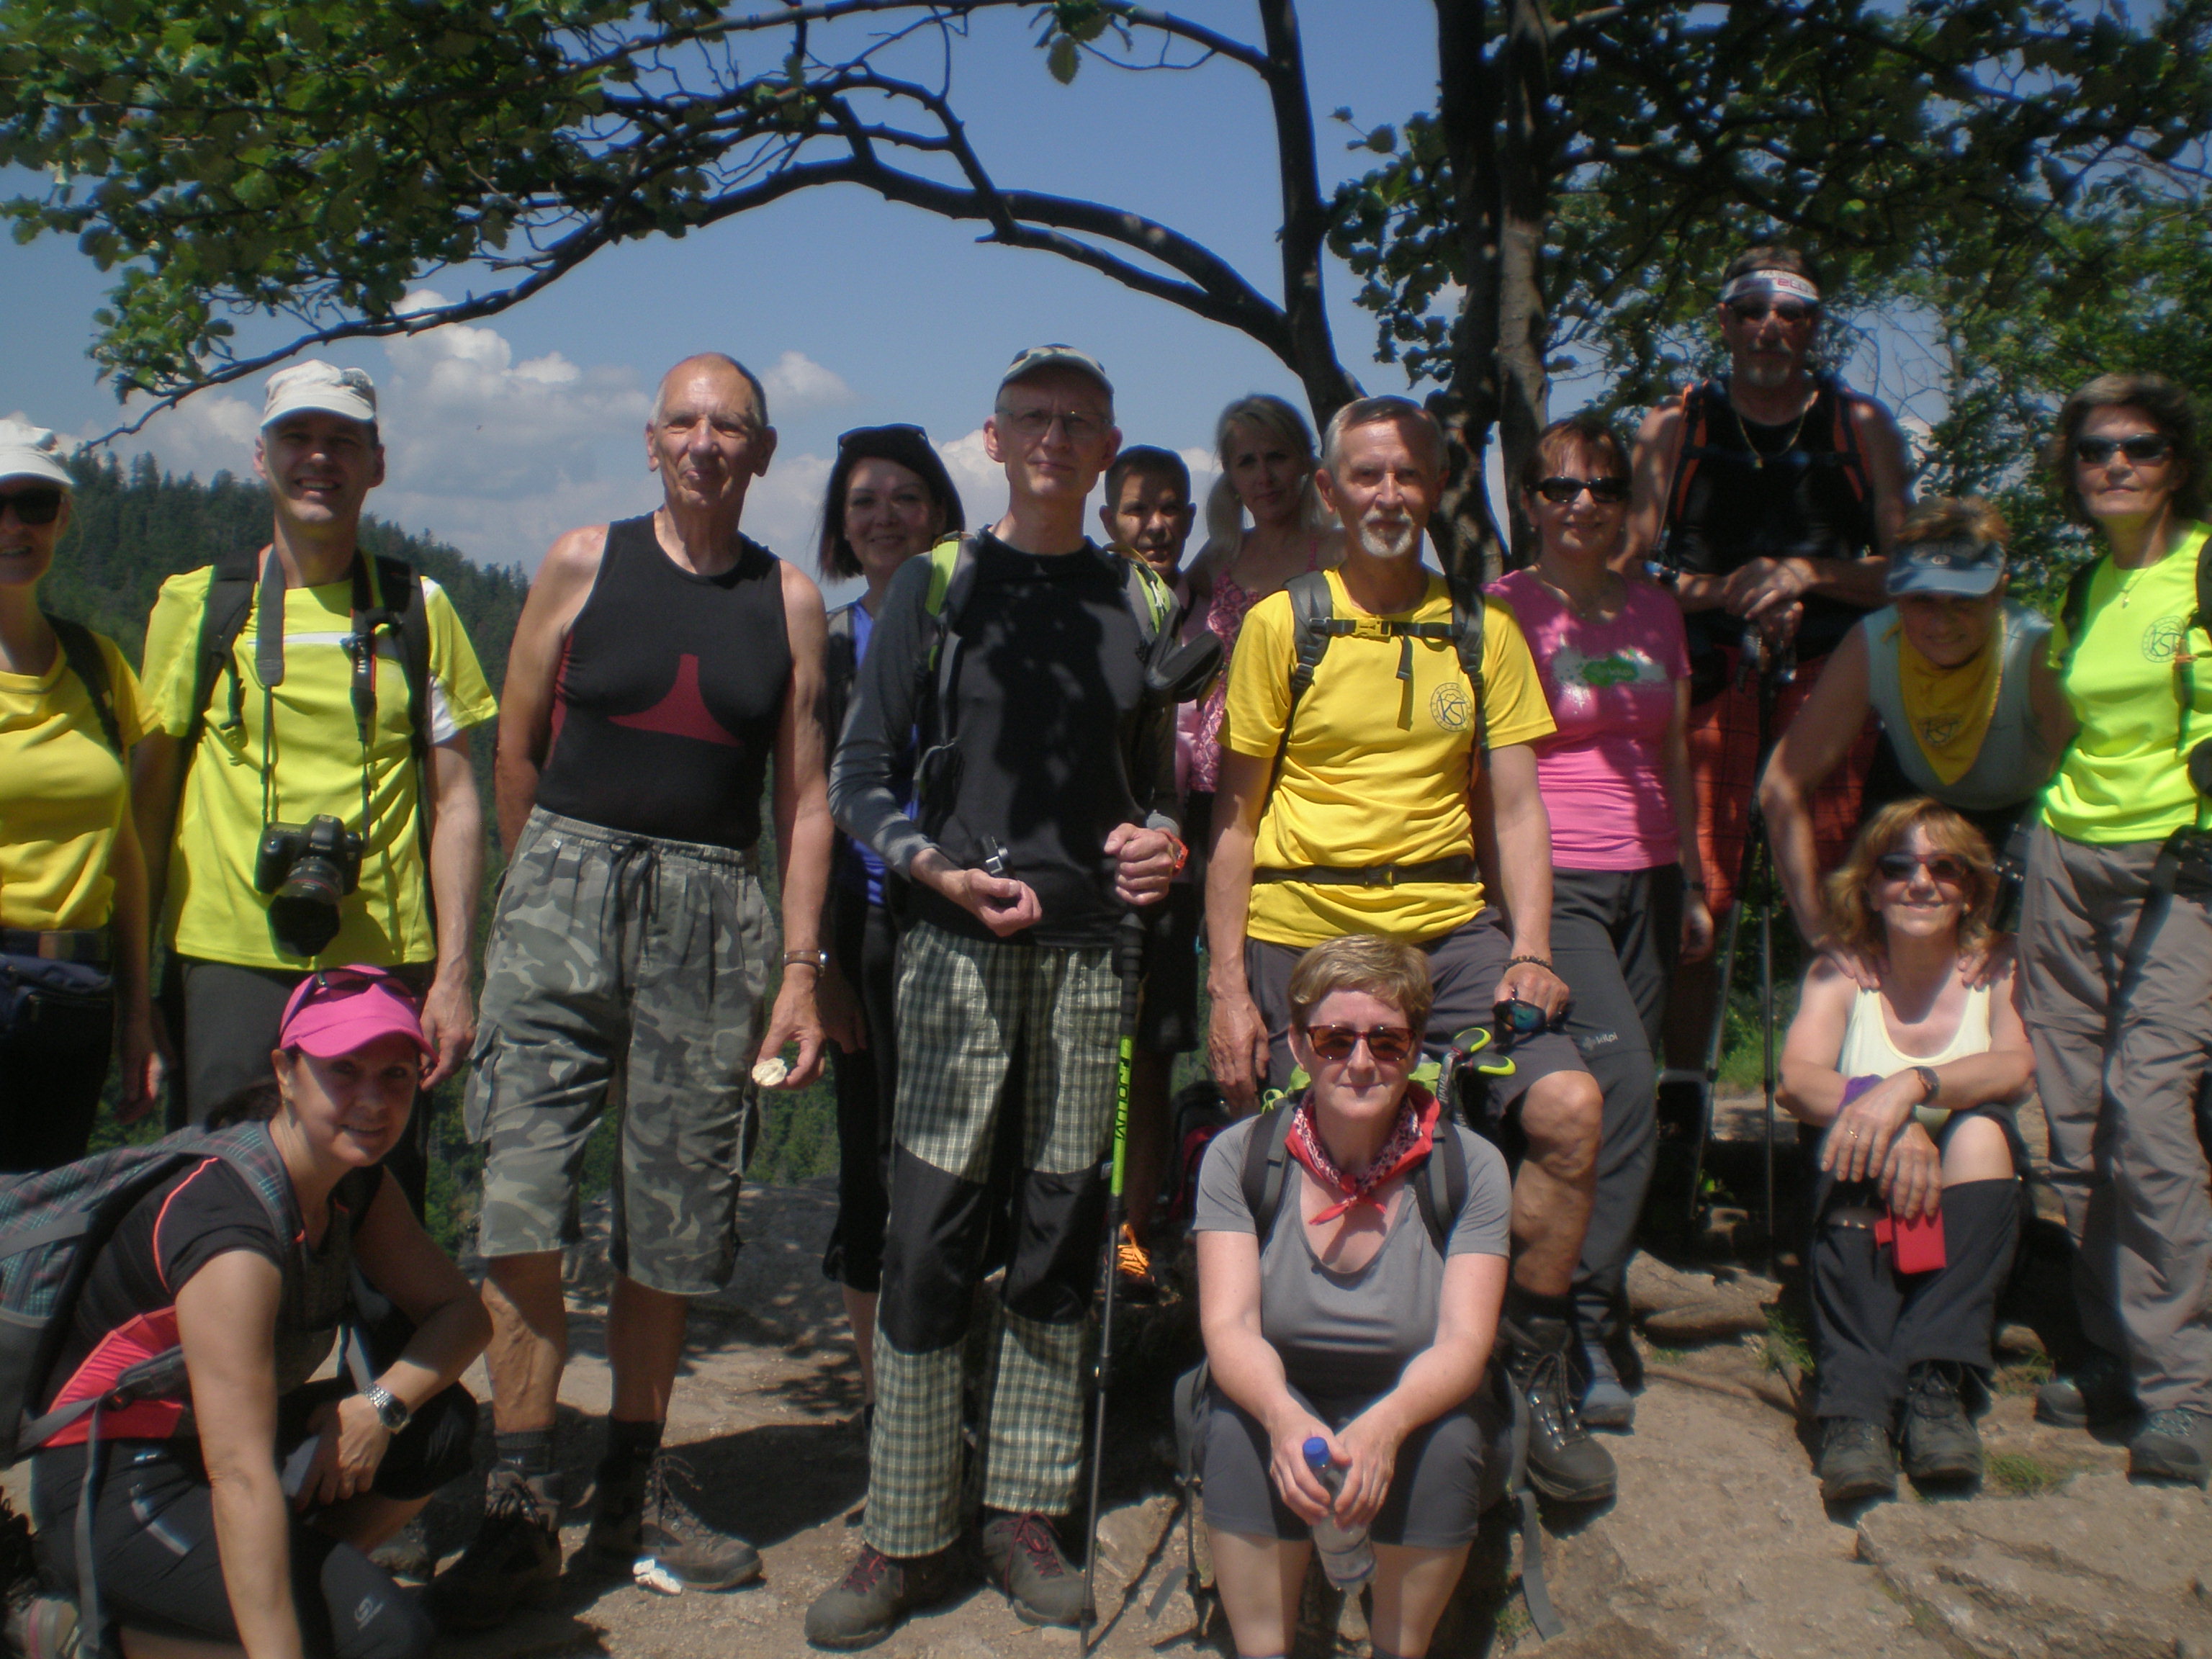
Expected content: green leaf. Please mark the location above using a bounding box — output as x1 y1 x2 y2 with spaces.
1046 35 1079 85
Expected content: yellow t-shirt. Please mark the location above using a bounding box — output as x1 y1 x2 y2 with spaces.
2043 521 2212 845
1223 570 1557 945
0 631 148 932
139 561 499 968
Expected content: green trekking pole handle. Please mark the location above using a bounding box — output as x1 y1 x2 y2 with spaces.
1082 907 1148 1649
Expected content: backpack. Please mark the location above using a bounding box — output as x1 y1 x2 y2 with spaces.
1238 1089 1468 1255
1267 567 1489 802
42 616 123 757
177 545 435 854
1653 370 1871 575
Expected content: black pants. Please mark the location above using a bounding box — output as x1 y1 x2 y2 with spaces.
0 990 111 1173
1551 866 1681 1347
33 1385 475 1659
824 884 901 1294
163 957 432 1215
1809 1112 2024 1424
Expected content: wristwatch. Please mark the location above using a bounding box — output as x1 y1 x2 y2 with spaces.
1910 1065 1941 1106
364 1382 412 1434
781 948 829 973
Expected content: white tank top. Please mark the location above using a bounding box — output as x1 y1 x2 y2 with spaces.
1837 981 1992 1131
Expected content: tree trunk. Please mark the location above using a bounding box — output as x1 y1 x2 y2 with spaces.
1493 0 1552 569
1431 0 1506 586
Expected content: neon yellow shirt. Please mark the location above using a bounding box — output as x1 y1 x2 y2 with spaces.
1223 570 1556 946
139 561 498 968
2043 521 2212 845
0 630 147 931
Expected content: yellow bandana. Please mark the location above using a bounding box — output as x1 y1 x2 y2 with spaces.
1894 622 2001 785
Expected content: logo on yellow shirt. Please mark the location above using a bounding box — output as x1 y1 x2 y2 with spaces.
2144 615 2188 663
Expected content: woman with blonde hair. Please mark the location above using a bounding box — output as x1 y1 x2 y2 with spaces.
1779 799 2031 1503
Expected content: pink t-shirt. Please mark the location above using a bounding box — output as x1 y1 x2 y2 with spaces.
1488 570 1689 871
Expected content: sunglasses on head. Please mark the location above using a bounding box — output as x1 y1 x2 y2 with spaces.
1728 300 1814 324
1875 852 1970 887
1534 475 1629 506
0 488 65 526
2074 433 2172 466
839 423 930 449
1301 1022 1418 1066
303 964 420 1010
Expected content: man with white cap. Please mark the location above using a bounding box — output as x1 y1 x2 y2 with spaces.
132 361 497 1166
0 418 162 1166
811 345 1180 1647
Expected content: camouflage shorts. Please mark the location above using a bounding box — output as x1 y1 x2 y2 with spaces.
465 808 771 1295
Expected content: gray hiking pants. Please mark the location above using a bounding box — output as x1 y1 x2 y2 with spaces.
2020 825 2212 1416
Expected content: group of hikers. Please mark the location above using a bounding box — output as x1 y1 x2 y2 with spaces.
0 238 2206 1659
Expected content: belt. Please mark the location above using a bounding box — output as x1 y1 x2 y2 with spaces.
0 927 112 966
1251 855 1476 889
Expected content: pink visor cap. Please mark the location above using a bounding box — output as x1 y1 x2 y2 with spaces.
278 967 433 1061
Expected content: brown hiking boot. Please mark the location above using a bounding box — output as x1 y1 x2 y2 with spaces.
424 1467 562 1633
804 1544 961 1650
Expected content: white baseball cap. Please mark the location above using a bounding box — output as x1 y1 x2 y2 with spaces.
261 361 378 428
0 419 75 489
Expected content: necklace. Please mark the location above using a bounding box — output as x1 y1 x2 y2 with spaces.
1534 565 1622 621
1736 395 1811 470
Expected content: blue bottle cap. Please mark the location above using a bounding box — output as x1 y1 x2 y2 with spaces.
1303 1437 1331 1469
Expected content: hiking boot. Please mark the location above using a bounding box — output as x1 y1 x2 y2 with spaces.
1900 1362 1982 1483
804 1544 960 1650
1578 1338 1635 1431
423 1467 563 1633
2035 1348 2137 1429
1504 1316 1617 1503
979 1511 1086 1627
1816 1417 1897 1504
2128 1408 2212 1487
4 1591 77 1659
369 1515 437 1582
580 1451 760 1590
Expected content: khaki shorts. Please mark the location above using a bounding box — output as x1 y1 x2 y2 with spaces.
466 809 771 1295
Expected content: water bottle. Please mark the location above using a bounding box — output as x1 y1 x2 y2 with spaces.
1301 1437 1374 1589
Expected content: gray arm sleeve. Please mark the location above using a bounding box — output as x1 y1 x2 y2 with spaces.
828 555 938 878
1447 1126 1515 1257
1192 1118 1262 1234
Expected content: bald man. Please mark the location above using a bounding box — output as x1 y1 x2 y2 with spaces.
431 355 835 1624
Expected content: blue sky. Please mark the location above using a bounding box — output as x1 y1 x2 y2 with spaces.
0 3 1457 578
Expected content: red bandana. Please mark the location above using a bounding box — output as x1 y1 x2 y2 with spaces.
1286 1084 1442 1224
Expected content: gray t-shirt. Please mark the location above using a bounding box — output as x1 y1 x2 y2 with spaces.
1195 1115 1513 1401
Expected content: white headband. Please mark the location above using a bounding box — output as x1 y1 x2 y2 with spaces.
1719 269 1821 307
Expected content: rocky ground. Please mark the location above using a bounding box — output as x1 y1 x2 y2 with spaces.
91 1090 2206 1659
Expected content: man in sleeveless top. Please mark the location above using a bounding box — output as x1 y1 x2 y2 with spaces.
431 354 835 1624
811 347 1182 1646
1626 244 1913 1076
132 363 498 1169
1760 500 2063 968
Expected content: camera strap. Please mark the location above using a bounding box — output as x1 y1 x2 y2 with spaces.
252 552 379 842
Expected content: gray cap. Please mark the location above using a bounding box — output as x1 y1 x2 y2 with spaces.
0 420 74 489
262 360 377 428
998 344 1113 402
1887 536 2005 599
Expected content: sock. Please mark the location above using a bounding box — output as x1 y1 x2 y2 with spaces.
1506 1283 1573 1334
494 1428 555 1484
602 1416 665 1473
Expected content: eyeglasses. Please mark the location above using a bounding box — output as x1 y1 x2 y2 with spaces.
2074 433 2172 466
994 406 1108 445
1875 852 1971 887
838 423 930 449
1728 300 1815 324
1301 1023 1418 1065
1534 475 1629 505
0 488 64 526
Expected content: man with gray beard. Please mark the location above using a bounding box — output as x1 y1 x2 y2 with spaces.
1203 395 1617 1504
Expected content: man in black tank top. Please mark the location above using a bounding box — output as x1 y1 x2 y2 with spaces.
812 347 1182 1645
1626 246 1914 1087
433 355 838 1624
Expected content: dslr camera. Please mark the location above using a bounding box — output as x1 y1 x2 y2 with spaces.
254 814 364 958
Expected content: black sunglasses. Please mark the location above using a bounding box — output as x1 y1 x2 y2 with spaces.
2074 433 2172 466
0 488 65 526
1875 852 1970 887
1728 300 1815 324
1534 475 1629 505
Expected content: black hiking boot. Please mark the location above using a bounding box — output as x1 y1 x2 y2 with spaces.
979 1511 1086 1627
1816 1417 1897 1504
424 1467 562 1633
2128 1408 2212 1487
580 1450 761 1589
2035 1348 2137 1429
1900 1362 1982 1483
1504 1313 1618 1503
804 1544 961 1650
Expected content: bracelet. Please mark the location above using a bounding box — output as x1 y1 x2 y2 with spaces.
1506 954 1553 971
781 948 827 972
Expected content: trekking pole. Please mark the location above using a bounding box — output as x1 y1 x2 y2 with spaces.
1082 907 1148 1652
1750 638 1793 1267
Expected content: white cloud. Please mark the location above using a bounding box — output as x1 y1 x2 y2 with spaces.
757 350 853 417
937 426 1008 530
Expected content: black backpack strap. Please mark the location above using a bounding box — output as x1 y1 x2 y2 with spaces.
1266 570 1346 801
2056 557 2103 673
43 617 122 756
1411 1119 1469 1256
1654 378 1719 574
1445 575 1488 755
177 547 262 822
1239 1100 1300 1244
369 554 433 775
1821 372 1872 504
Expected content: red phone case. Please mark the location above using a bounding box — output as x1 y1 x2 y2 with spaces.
1874 1208 1947 1273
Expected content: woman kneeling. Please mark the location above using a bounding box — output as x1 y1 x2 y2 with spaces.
32 967 492 1659
1195 935 1512 1659
1780 801 2031 1502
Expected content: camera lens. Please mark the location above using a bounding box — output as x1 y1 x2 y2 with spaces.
269 854 348 957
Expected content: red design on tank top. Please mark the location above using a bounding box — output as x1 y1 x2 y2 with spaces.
607 653 740 747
